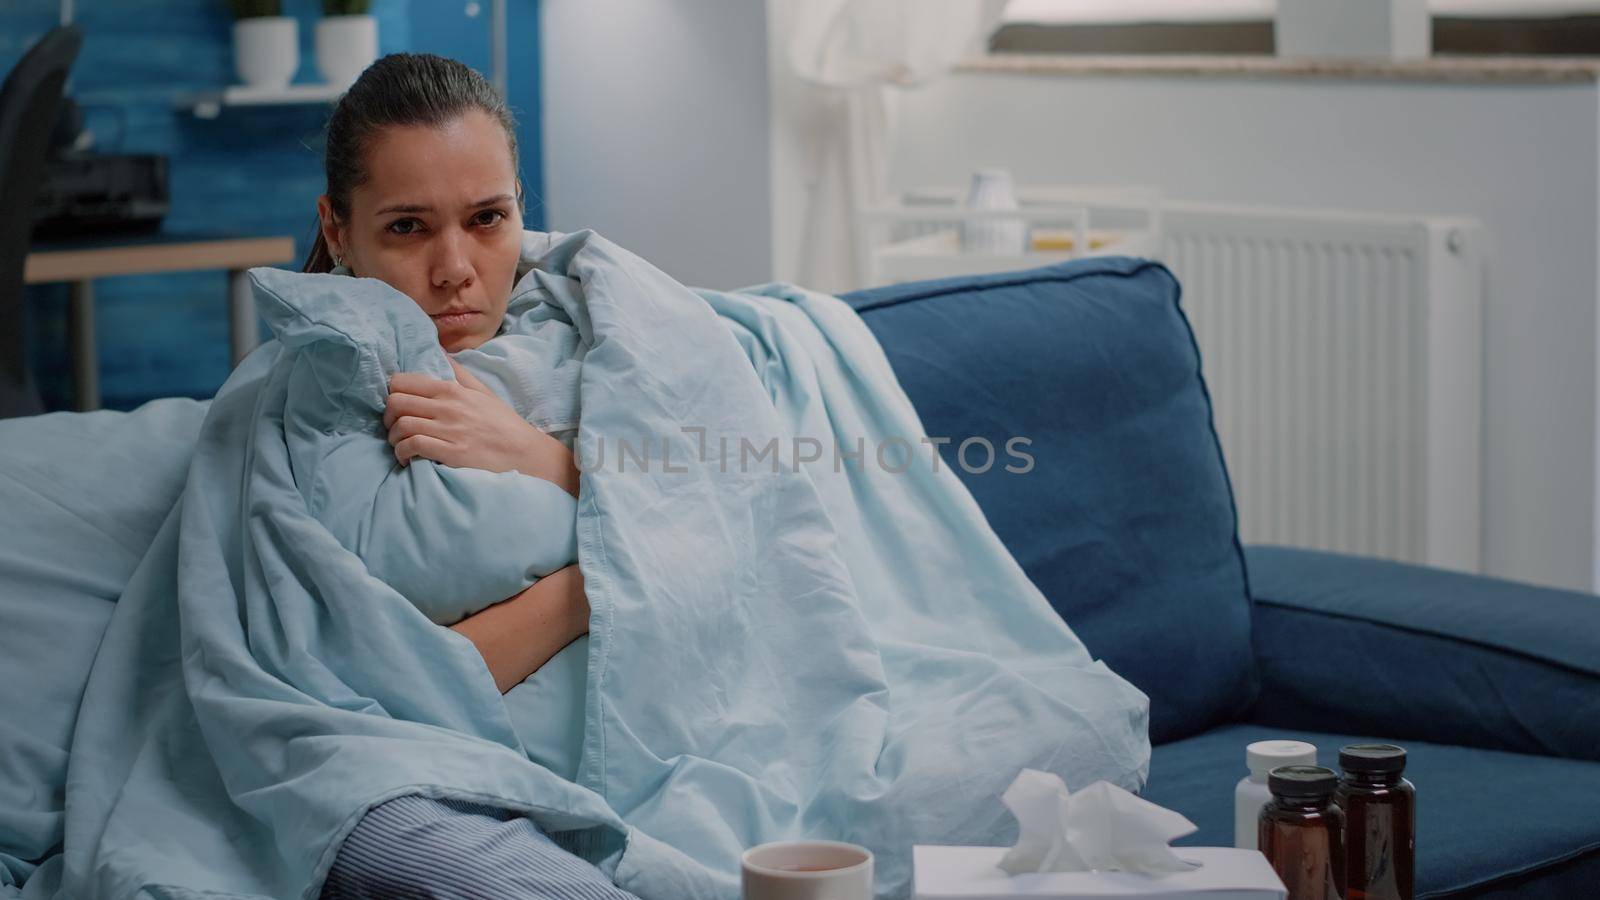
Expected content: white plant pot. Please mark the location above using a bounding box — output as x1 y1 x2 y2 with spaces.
233 16 299 90
316 15 378 90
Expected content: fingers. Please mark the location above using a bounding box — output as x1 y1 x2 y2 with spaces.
382 391 444 430
388 415 456 468
386 414 433 447
393 433 454 468
449 358 492 395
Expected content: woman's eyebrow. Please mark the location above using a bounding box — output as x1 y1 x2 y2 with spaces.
376 202 431 215
374 195 513 216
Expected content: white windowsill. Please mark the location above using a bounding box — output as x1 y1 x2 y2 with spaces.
959 53 1600 83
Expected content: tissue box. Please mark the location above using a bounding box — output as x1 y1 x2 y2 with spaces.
913 846 1287 900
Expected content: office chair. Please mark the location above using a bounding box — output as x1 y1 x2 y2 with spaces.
0 25 82 419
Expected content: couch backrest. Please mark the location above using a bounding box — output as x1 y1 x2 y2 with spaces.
843 257 1257 743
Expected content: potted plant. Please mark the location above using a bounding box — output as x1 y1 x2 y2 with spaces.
228 0 298 90
316 0 378 90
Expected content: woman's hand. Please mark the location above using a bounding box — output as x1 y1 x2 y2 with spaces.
384 359 579 496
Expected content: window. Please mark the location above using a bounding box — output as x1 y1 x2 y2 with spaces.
991 1 1600 55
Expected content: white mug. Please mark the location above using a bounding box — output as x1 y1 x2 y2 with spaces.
741 840 873 900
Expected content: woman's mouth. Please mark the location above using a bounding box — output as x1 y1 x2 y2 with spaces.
430 310 481 330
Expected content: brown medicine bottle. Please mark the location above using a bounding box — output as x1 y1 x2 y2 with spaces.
1336 744 1415 900
1259 765 1346 900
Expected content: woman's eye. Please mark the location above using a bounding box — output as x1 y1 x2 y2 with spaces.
387 218 423 235
473 209 507 227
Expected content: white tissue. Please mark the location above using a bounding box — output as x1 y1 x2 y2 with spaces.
997 769 1199 877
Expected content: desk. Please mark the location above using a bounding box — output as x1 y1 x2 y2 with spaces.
24 232 297 410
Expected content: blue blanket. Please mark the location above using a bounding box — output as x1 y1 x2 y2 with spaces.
15 231 1148 899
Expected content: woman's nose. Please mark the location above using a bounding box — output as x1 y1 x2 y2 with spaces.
431 230 475 289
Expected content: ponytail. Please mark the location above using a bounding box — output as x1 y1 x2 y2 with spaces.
303 219 337 273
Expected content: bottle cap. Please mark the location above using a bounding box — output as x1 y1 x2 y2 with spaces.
1246 740 1317 776
1339 743 1407 775
1267 765 1338 800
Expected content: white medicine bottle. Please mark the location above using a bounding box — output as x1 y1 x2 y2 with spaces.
1235 739 1318 850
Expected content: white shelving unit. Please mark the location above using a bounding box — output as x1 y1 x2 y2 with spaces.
183 83 345 119
856 185 1162 288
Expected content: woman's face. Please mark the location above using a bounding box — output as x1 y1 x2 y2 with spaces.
318 109 523 352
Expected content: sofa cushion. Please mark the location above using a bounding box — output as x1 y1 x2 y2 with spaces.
1246 545 1600 762
844 258 1255 743
1144 724 1600 897
247 265 579 626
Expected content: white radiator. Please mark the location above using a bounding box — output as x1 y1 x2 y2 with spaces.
1159 204 1484 572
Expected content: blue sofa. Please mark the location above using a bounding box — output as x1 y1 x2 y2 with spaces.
3 257 1596 898
842 257 1600 899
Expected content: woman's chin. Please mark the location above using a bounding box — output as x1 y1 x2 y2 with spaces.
433 319 491 352
440 334 487 353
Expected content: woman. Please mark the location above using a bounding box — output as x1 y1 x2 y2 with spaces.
305 53 636 900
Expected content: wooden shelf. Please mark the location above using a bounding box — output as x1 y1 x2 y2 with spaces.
24 234 297 283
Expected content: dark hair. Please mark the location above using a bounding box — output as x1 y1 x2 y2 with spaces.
303 53 521 272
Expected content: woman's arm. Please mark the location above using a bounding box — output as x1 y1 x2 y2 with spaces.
518 436 579 498
451 564 589 693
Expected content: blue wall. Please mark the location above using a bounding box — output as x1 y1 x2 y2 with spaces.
0 0 541 411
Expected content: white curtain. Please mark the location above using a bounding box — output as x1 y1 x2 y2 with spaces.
786 0 1008 292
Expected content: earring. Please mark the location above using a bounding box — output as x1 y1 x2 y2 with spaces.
333 254 345 268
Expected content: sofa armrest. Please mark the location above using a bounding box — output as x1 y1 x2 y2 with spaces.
1245 545 1600 762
